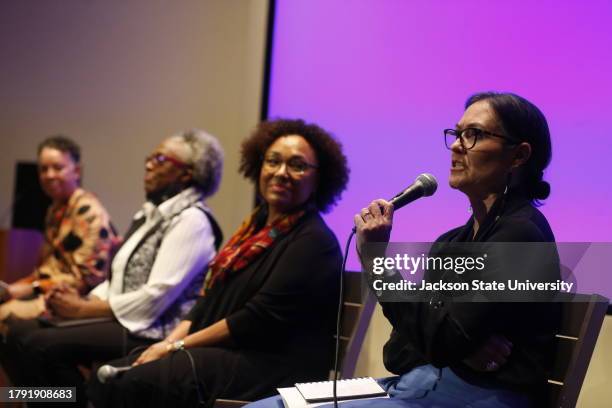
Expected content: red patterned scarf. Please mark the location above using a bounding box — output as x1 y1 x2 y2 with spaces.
202 207 306 294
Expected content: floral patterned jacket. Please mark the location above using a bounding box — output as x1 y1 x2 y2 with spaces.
36 188 114 292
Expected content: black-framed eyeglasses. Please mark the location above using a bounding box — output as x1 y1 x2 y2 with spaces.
444 127 518 150
145 153 191 169
262 156 318 177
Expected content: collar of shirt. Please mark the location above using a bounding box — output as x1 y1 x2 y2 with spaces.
138 186 200 225
107 187 202 297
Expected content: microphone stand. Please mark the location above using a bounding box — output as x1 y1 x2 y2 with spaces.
332 229 355 408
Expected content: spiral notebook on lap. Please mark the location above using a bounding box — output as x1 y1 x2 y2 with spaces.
295 377 387 403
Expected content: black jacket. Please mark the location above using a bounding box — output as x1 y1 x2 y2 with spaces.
381 192 560 398
185 210 342 397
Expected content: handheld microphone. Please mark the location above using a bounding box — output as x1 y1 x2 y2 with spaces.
388 173 437 210
97 364 132 383
351 173 437 234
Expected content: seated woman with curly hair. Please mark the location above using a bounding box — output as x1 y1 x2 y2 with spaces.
88 119 350 407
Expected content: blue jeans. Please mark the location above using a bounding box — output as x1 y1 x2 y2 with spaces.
245 365 532 408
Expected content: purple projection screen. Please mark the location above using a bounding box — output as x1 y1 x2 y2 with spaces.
265 1 612 295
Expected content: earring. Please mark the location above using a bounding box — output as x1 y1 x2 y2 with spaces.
504 172 512 196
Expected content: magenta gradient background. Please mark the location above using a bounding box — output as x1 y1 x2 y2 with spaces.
267 1 612 274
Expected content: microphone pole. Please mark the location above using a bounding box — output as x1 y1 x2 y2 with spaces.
335 173 437 407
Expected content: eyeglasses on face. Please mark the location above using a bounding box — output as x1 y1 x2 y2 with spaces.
145 153 190 168
262 156 318 177
443 127 518 150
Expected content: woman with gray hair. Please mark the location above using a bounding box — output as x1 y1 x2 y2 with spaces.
3 129 224 407
169 129 224 199
144 129 223 204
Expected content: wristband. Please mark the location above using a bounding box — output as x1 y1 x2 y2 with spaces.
165 339 185 352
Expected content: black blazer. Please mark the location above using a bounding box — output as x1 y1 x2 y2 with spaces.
382 193 560 399
186 210 342 388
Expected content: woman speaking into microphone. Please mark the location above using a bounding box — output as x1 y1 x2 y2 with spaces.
351 92 559 407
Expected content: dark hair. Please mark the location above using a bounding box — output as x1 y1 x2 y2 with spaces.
466 92 551 204
240 119 349 213
37 135 81 164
